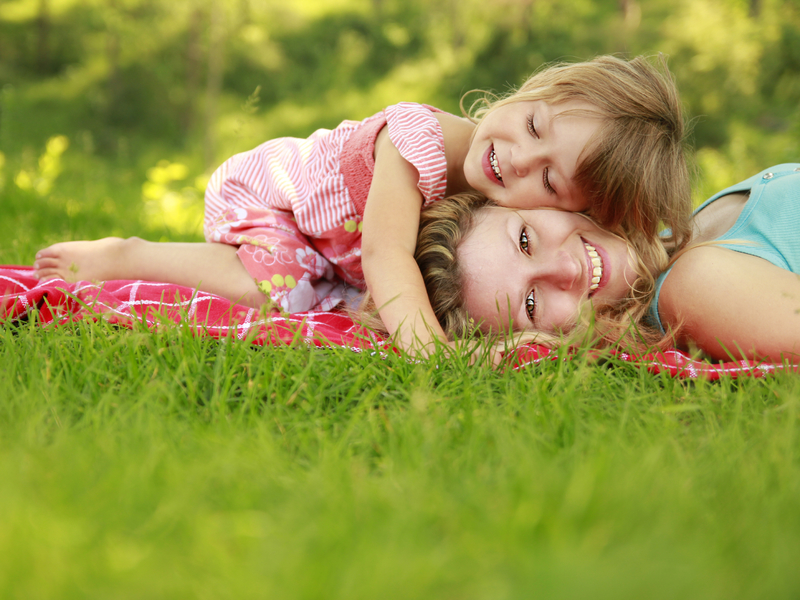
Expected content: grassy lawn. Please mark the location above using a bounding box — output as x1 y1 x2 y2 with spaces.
2 318 800 599
2 134 799 600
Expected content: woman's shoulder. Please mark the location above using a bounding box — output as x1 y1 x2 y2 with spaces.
659 245 800 360
659 247 783 331
661 245 736 292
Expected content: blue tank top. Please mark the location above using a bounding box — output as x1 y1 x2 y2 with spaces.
649 164 800 334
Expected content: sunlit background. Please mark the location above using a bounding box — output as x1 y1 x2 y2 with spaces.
1 0 799 251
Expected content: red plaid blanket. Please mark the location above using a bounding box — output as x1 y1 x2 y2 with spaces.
1 266 792 379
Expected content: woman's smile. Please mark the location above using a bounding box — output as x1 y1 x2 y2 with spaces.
458 206 638 334
582 238 608 295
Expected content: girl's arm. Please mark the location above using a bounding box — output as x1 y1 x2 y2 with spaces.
658 246 800 362
361 127 448 354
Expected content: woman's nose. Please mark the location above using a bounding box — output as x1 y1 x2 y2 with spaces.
537 250 581 291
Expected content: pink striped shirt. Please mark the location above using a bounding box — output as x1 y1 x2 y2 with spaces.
202 103 451 312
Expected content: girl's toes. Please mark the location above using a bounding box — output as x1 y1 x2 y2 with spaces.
34 268 56 281
35 246 59 261
33 257 65 280
33 259 62 278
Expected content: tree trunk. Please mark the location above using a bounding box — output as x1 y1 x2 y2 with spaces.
36 0 50 73
183 8 204 135
106 2 121 119
204 2 225 169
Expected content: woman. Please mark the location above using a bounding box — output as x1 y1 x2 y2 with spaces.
414 165 800 363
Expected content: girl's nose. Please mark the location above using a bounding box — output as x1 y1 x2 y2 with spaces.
510 143 542 177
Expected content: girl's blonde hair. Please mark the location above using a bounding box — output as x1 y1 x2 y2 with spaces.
465 54 693 250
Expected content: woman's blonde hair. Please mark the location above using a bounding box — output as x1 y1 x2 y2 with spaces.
465 54 693 250
413 192 492 338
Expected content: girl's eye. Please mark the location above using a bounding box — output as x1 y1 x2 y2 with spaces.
543 167 555 195
526 114 538 138
519 229 530 253
525 291 536 321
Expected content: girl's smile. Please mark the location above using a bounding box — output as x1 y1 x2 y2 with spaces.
483 145 503 184
464 99 603 213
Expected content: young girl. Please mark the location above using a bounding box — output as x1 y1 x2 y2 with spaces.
33 54 691 355
415 165 800 364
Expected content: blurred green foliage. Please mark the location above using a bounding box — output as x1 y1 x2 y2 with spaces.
1 0 799 255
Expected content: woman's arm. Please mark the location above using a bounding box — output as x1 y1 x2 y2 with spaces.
658 245 800 362
361 127 448 354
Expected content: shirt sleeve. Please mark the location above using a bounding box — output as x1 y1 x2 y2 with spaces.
384 103 448 207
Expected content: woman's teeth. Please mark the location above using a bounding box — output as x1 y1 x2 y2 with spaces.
585 242 603 293
490 149 502 181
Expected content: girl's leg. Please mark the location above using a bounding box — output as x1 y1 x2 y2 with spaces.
34 238 266 307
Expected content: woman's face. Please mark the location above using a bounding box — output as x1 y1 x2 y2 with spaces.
458 206 639 335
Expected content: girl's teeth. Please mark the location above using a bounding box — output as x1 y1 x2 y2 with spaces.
584 243 603 292
490 149 502 181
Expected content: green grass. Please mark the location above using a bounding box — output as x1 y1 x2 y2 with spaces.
2 319 799 598
2 115 800 600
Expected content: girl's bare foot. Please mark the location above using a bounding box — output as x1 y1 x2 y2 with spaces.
34 237 127 282
33 238 267 307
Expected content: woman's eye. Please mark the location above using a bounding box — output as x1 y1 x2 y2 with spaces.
519 229 530 253
526 114 538 138
525 291 536 321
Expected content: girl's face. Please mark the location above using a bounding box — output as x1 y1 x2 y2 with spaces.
458 206 639 335
464 99 602 212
